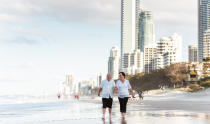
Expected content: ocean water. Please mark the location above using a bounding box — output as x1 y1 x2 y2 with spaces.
0 89 210 124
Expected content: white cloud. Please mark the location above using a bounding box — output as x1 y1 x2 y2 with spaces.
0 0 121 25
0 0 197 28
142 0 197 25
12 26 49 37
0 13 25 23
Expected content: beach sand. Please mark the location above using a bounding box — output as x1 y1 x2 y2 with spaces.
1 90 210 124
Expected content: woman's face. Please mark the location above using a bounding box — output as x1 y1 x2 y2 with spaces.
119 73 125 80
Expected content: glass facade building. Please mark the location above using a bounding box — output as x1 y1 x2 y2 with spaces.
198 0 210 61
139 11 155 52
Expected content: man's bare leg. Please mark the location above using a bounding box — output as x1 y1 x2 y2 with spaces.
108 108 112 120
102 108 106 120
121 112 125 120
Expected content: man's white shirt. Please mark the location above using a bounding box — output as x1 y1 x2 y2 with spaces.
100 79 115 98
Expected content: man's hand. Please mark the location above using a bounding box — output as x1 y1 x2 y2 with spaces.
115 87 119 94
98 88 102 97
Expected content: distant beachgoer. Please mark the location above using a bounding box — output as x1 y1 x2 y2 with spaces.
74 94 79 100
115 72 135 119
138 91 143 100
57 93 61 99
98 74 115 120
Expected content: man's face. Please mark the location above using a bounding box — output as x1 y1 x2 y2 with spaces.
107 74 112 81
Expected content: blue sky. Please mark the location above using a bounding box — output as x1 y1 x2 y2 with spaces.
0 0 197 95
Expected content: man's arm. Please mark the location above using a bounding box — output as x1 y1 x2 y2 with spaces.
98 88 102 97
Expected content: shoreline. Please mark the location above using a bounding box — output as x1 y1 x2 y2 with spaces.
1 89 210 124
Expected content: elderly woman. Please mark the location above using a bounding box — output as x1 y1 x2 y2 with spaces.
116 72 134 119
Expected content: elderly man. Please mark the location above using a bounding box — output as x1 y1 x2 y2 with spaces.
98 74 115 120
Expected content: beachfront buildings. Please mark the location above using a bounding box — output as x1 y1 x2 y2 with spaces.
189 45 198 62
120 0 156 74
139 11 155 50
187 61 210 81
65 75 74 95
144 44 157 73
121 0 141 73
58 74 76 98
154 33 182 69
203 29 210 59
122 49 141 75
119 0 183 74
198 0 210 61
108 47 120 80
139 10 155 72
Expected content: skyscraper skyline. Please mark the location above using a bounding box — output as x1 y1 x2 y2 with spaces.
0 0 198 96
198 0 210 61
121 0 156 73
121 0 140 70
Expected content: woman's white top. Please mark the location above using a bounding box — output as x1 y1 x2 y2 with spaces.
116 80 132 98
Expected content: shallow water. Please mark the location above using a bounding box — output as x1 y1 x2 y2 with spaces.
1 90 210 124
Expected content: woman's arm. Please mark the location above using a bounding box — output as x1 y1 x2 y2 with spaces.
129 88 135 98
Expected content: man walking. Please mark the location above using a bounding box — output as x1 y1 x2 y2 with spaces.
98 74 115 120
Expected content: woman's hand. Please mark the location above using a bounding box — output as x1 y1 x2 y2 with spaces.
129 88 135 98
115 87 119 94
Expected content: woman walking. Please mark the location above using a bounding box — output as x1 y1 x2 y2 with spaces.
116 72 134 119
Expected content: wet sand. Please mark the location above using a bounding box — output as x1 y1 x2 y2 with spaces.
1 92 210 124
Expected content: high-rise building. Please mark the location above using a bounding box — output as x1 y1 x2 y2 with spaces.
121 0 140 70
120 0 156 74
188 45 198 62
122 49 141 75
155 33 182 69
89 78 97 89
203 29 210 59
97 74 103 86
108 47 120 80
135 0 141 50
144 43 157 73
139 10 155 51
139 10 155 72
198 0 210 61
65 74 74 96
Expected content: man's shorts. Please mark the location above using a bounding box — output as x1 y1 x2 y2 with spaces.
102 97 113 108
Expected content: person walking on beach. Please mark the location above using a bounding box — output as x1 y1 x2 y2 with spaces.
98 74 115 120
138 90 144 100
116 72 135 119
